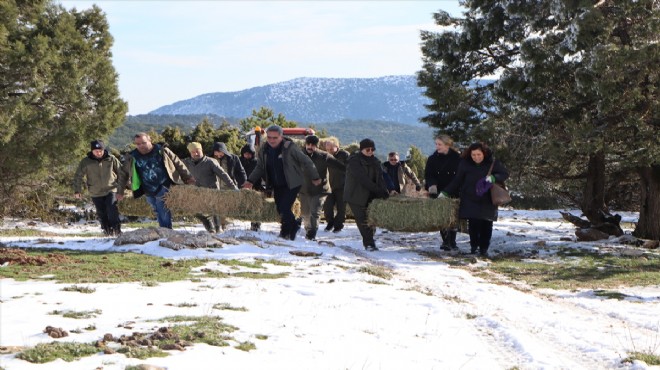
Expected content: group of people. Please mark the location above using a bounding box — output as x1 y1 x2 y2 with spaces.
74 126 508 257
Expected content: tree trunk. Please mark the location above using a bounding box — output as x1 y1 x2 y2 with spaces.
633 165 660 240
581 151 608 223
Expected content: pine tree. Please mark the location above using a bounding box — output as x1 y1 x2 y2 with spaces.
0 1 127 216
418 0 659 239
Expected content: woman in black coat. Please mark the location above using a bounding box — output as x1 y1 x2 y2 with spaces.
344 138 389 251
425 134 461 250
442 142 509 256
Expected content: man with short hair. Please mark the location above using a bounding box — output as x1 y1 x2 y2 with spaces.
383 151 422 194
212 142 247 188
242 125 321 240
73 140 122 236
299 135 345 240
184 142 237 232
117 133 195 229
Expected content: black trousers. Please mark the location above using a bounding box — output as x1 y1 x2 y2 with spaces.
323 188 346 229
273 185 301 236
348 202 375 247
467 218 493 252
92 193 120 231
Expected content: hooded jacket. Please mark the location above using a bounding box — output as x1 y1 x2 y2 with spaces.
183 155 237 190
300 149 345 196
213 142 247 187
73 150 121 197
248 138 319 190
344 151 389 206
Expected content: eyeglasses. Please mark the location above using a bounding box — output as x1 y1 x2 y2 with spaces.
364 148 375 153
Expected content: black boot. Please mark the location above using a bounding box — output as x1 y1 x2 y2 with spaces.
324 222 334 232
250 222 261 231
448 230 458 250
440 230 450 250
305 228 317 240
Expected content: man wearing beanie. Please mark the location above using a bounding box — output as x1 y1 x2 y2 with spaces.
344 138 389 251
117 133 195 229
299 135 345 240
184 142 238 233
73 140 123 236
212 142 247 188
243 125 321 241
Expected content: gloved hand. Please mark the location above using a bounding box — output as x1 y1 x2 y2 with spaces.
428 185 438 195
415 185 422 192
485 175 496 183
438 192 449 198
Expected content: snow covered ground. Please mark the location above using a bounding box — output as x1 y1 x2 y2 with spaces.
0 209 658 370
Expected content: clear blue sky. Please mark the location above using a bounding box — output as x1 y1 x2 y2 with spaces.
59 1 464 115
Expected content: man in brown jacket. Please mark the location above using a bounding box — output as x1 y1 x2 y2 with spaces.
184 142 237 232
73 140 122 236
117 133 195 229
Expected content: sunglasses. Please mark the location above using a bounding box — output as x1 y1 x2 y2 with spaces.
364 148 375 152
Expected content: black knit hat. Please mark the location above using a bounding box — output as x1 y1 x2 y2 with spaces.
305 135 320 146
213 142 229 154
359 138 375 150
91 140 105 150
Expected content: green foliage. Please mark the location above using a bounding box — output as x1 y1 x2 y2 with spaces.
0 1 127 217
406 146 427 181
239 107 298 133
16 342 98 363
116 346 169 359
418 1 659 235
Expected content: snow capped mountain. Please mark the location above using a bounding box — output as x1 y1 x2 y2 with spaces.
150 76 430 125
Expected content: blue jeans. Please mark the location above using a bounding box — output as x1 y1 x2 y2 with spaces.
146 186 172 229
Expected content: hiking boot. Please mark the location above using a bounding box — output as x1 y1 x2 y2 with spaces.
332 226 343 233
324 222 334 232
250 222 261 231
364 244 379 252
470 246 478 254
440 244 451 251
305 229 317 241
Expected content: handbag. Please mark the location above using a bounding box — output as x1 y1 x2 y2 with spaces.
486 159 512 206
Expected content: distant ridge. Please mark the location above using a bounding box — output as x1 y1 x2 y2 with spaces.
150 75 430 125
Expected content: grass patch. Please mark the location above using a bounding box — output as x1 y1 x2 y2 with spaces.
157 316 238 347
235 341 256 352
357 265 393 280
0 229 98 238
213 303 248 311
16 342 98 363
49 309 102 319
116 346 169 359
465 313 478 320
255 334 268 340
593 290 630 300
231 271 289 279
623 351 660 365
0 248 209 283
366 279 389 285
174 302 198 308
61 285 96 294
478 252 660 290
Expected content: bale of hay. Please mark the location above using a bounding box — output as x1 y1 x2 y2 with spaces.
163 186 300 222
117 196 157 217
367 196 459 232
164 186 263 218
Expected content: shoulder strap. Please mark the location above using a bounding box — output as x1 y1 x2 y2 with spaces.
487 157 495 176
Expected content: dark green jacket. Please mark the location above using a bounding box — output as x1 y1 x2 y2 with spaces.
73 151 121 197
248 138 319 190
344 152 389 206
183 156 237 190
327 149 349 191
300 149 345 196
